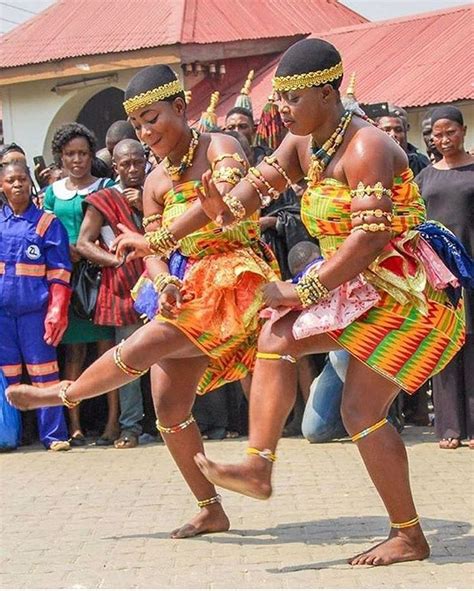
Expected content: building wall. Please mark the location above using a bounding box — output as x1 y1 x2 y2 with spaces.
407 101 474 155
0 64 183 167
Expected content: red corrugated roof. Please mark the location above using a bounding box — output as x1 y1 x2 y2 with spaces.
0 0 365 69
187 4 473 119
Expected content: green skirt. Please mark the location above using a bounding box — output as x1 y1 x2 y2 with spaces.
61 309 114 344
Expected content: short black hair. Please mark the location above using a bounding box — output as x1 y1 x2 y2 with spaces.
105 120 137 144
0 142 26 158
225 106 254 123
51 123 97 166
276 38 343 91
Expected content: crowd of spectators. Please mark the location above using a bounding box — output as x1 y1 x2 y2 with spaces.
0 96 472 452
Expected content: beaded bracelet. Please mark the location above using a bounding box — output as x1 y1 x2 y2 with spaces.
242 176 267 206
263 156 292 187
144 227 178 258
142 213 162 228
295 272 330 308
248 167 280 201
59 383 79 409
222 193 246 224
153 273 183 293
350 209 393 222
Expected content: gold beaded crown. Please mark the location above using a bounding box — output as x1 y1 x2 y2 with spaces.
272 61 343 93
123 79 184 115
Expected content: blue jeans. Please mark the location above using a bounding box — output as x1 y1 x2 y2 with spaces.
116 324 144 435
301 350 349 443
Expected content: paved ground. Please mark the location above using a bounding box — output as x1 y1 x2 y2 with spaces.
1 426 473 589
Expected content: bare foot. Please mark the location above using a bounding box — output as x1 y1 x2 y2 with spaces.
194 453 272 500
170 504 230 539
6 381 69 410
349 528 430 566
439 438 460 449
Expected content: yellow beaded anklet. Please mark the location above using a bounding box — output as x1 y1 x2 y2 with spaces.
351 418 388 442
247 447 277 462
256 352 297 364
197 494 222 509
391 515 420 529
113 342 149 377
156 414 195 434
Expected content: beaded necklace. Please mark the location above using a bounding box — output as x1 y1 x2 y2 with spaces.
163 128 200 181
307 109 353 187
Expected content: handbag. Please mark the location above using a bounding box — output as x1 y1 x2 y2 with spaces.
70 259 102 320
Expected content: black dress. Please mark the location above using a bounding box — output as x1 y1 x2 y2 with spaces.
416 163 474 441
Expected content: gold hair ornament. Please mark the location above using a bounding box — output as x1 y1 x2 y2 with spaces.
123 79 184 115
272 61 343 93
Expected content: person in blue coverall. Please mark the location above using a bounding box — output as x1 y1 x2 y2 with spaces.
0 160 72 451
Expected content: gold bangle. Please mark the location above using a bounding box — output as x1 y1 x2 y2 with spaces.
153 273 183 293
58 383 79 409
263 156 291 187
222 193 246 224
197 494 222 508
212 152 247 169
350 223 391 234
144 227 178 258
350 182 392 201
142 213 162 228
211 166 244 186
248 167 280 201
390 515 420 529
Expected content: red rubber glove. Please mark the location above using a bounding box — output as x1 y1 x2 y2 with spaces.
44 283 72 346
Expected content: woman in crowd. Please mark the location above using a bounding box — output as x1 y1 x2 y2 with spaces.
415 106 473 450
8 65 278 538
43 123 118 446
192 39 466 566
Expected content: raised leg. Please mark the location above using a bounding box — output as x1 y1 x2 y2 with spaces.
150 359 230 538
195 312 337 498
341 357 430 566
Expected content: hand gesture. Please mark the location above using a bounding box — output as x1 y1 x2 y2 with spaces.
200 170 235 227
159 284 183 319
263 280 300 309
112 223 152 262
123 187 143 210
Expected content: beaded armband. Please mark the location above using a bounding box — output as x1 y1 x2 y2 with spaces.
144 227 178 258
248 167 280 201
153 273 183 293
263 156 292 187
295 271 330 308
242 176 266 205
212 152 247 169
350 208 392 222
351 223 391 234
142 213 162 228
350 182 392 201
222 193 246 225
211 166 245 186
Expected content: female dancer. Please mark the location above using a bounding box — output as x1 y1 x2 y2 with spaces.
192 38 466 566
7 65 278 538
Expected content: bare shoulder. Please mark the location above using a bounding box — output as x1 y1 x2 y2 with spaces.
207 132 246 158
347 122 407 170
143 163 170 206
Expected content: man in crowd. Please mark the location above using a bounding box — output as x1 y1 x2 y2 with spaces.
224 107 271 166
377 106 430 176
77 139 147 448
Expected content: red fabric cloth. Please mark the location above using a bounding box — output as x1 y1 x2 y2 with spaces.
85 187 144 326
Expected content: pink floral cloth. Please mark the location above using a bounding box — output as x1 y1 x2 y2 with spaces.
413 237 459 290
261 260 380 339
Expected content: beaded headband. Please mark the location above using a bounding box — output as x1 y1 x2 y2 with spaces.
123 79 184 115
272 61 343 93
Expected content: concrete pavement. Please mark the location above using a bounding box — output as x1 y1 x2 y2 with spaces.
1 426 473 589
